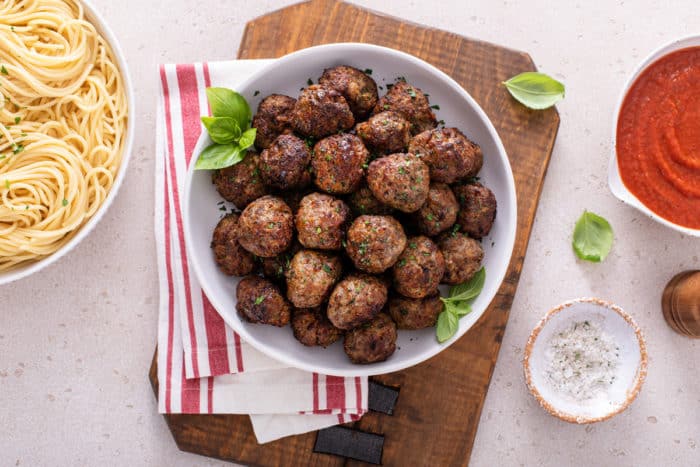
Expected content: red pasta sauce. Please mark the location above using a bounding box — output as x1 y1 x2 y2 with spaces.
616 46 700 229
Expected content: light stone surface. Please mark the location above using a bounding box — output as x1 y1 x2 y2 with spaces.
1 1 699 465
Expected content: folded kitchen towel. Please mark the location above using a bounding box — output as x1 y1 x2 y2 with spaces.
154 59 367 443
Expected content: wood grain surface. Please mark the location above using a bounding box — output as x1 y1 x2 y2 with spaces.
150 0 560 465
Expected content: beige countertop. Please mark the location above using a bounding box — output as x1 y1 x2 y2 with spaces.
1 0 699 465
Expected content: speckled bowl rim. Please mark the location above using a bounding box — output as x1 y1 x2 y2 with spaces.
523 297 648 424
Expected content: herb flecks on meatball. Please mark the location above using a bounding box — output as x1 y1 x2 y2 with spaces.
373 81 436 135
388 294 443 330
356 111 411 155
210 213 256 276
346 215 407 273
319 65 379 120
366 153 430 213
295 192 350 250
212 152 268 209
252 94 296 150
259 134 312 190
343 313 397 364
286 250 343 308
415 183 459 236
438 232 484 285
347 184 394 216
312 133 369 195
392 236 445 299
291 85 354 138
453 182 497 239
409 127 483 184
237 195 294 257
236 275 291 326
327 274 388 330
292 308 343 347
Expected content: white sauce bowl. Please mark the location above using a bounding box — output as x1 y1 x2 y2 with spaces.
609 34 700 237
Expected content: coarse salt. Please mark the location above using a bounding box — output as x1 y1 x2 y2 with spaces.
544 320 619 402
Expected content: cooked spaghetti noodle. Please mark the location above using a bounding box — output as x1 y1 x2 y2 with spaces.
0 0 127 271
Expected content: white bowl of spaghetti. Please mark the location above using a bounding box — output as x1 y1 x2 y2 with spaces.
0 0 134 284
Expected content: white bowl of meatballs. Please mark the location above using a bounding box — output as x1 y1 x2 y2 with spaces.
185 43 517 376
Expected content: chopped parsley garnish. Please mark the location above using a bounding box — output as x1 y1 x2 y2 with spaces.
316 226 322 234
426 213 434 221
451 223 460 236
409 242 417 249
12 144 23 154
14 116 20 124
407 88 417 98
62 199 68 206
307 78 313 86
254 295 265 305
0 65 7 75
253 90 260 96
431 104 440 110
4 179 9 189
322 264 333 274
363 68 373 75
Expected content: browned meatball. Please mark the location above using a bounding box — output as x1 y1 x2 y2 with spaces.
346 215 406 273
210 213 256 276
408 127 483 184
237 195 294 257
415 183 459 236
438 232 484 285
312 133 369 194
453 183 497 239
291 85 354 138
252 94 296 150
295 193 350 250
355 111 411 154
343 313 397 364
260 241 301 283
347 184 393 216
327 274 388 330
259 134 311 190
236 275 291 326
388 294 443 330
366 153 430 213
318 65 378 120
392 236 445 298
212 152 268 209
292 307 343 347
373 81 436 135
285 250 343 308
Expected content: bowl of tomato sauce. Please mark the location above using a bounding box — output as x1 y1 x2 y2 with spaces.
610 35 700 236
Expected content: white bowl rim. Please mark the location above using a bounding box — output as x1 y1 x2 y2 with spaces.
0 0 136 285
609 34 700 237
523 297 648 424
184 42 517 376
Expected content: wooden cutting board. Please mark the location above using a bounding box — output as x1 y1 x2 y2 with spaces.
149 0 560 465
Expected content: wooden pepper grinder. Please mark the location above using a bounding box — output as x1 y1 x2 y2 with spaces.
662 270 700 338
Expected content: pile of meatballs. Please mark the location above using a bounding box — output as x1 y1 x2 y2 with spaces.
209 65 497 364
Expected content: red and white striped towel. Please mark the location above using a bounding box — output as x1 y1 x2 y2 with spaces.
154 59 367 443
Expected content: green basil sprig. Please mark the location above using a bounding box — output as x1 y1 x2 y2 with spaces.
502 72 565 110
195 87 256 170
572 210 613 262
436 267 486 343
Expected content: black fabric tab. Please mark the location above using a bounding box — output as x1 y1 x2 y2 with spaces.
368 380 399 415
314 426 384 465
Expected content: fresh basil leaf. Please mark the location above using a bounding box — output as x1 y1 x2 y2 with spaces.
572 210 613 262
436 310 459 343
502 72 565 110
195 143 243 170
238 127 257 150
445 267 486 303
453 302 472 317
205 87 251 130
201 116 241 144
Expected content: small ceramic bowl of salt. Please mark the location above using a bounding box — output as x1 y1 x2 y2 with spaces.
523 298 648 423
